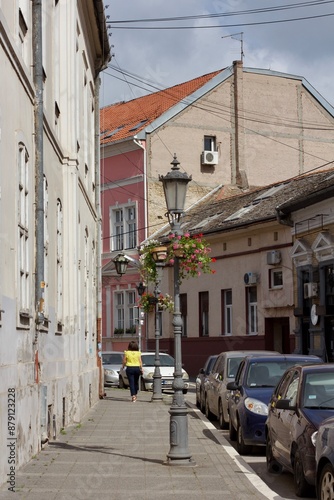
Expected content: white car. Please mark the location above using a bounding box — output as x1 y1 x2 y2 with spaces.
119 352 189 394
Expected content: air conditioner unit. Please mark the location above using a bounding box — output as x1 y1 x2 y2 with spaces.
267 250 281 265
304 282 318 299
201 150 218 165
244 272 259 285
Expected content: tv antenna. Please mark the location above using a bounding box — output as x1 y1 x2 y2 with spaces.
222 32 244 63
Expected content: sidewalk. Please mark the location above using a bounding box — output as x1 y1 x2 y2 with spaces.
0 387 282 500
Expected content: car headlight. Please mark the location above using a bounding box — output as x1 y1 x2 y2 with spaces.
105 369 116 376
311 431 318 447
182 372 189 380
146 372 154 379
244 397 268 416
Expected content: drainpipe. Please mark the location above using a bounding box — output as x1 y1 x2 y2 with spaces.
32 1 44 355
95 77 104 399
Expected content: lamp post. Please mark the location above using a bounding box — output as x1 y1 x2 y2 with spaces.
136 282 146 351
150 247 168 402
159 154 195 466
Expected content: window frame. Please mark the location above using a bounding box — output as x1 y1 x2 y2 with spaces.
246 286 258 335
110 202 137 252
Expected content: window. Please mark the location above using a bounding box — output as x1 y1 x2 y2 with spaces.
110 204 137 251
180 293 187 337
114 290 137 333
221 289 232 335
269 268 283 288
18 143 30 319
247 286 258 335
18 8 28 60
204 135 216 152
199 291 209 336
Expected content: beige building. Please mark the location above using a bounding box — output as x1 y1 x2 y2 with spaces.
100 62 334 356
0 0 110 488
153 169 334 376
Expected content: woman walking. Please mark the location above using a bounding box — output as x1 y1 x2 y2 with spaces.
122 341 143 402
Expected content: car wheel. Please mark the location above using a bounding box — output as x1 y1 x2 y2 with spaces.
236 420 252 455
229 420 237 441
266 432 282 474
119 375 125 389
294 449 313 497
218 400 228 429
318 463 334 500
183 389 188 395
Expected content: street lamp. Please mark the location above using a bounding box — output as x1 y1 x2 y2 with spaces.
150 248 168 402
113 253 130 276
159 154 194 466
136 282 146 351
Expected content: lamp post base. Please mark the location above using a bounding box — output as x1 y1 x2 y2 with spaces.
165 402 196 466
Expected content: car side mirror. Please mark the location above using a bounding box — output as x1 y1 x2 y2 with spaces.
199 368 205 374
226 381 238 391
275 399 296 411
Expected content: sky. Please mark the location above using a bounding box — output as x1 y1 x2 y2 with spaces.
100 1 334 109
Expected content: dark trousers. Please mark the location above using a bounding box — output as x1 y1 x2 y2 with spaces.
126 366 141 396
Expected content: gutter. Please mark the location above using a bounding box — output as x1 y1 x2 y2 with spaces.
32 0 45 335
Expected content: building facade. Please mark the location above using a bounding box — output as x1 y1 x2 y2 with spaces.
100 61 334 356
0 0 110 488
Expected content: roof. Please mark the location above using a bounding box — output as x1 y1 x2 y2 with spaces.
153 168 334 240
100 65 334 146
100 69 221 144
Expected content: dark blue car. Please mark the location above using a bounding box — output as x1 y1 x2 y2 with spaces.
227 354 322 456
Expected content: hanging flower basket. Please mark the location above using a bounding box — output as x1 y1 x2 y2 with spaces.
166 232 216 282
138 292 174 313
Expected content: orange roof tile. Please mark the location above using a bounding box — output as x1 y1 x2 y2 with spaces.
100 69 222 144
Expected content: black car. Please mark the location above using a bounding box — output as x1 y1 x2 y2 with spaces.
266 363 334 497
315 416 334 499
195 355 218 411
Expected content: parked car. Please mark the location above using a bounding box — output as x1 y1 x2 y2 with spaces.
227 354 322 456
204 350 279 429
315 416 334 500
266 363 334 497
102 351 124 387
119 352 190 393
195 355 218 411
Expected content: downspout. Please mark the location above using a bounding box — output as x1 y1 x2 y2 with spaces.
32 0 44 366
95 77 104 399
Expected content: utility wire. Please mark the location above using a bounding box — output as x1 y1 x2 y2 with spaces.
109 0 334 23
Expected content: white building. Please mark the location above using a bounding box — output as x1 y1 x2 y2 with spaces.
0 0 110 488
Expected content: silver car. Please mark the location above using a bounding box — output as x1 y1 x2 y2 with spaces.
102 351 124 387
119 352 190 393
204 350 279 428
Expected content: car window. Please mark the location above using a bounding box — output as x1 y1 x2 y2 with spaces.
213 355 224 374
285 371 300 406
102 353 123 365
273 369 293 399
227 357 243 378
142 354 175 367
235 360 246 384
303 372 334 408
206 357 217 375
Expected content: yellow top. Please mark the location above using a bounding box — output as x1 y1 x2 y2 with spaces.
124 350 141 367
